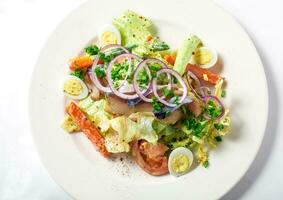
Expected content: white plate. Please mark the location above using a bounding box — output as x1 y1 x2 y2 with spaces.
29 0 268 199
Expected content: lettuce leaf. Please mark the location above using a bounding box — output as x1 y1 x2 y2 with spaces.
78 97 112 133
113 10 152 46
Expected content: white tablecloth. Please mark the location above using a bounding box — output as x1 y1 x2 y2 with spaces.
0 0 282 199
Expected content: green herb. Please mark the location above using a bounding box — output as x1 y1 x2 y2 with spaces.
184 118 207 138
70 70 85 80
203 161 209 168
173 77 178 84
137 69 150 85
162 87 174 98
205 100 222 120
214 123 224 130
165 109 171 116
94 67 106 78
173 96 180 105
214 136 222 142
85 45 99 55
151 97 164 112
221 90 226 98
151 39 170 51
98 52 113 63
111 62 129 82
126 44 138 52
149 63 161 71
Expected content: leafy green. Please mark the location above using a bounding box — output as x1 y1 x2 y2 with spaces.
70 70 85 80
151 97 164 112
173 34 202 75
214 123 224 130
113 10 152 46
214 136 222 142
162 87 174 98
205 100 222 120
94 66 106 78
151 39 170 51
85 44 100 55
78 97 112 133
221 90 226 98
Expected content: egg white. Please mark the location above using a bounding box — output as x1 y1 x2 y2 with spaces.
99 24 121 46
63 75 89 100
168 147 194 177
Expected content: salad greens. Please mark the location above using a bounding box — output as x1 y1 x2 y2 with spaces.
174 35 201 75
62 10 231 174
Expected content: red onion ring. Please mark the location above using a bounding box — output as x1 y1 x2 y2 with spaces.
203 95 225 120
133 58 169 103
186 71 204 99
90 44 129 93
106 53 144 100
152 68 187 107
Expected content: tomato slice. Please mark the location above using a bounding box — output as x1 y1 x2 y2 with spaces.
131 140 169 176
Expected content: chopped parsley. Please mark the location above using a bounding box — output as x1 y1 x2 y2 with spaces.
94 67 106 78
151 97 164 112
214 123 224 130
162 87 174 98
85 45 99 55
151 39 170 51
203 161 209 168
214 136 222 142
205 100 222 120
137 69 150 85
70 70 85 80
184 118 207 138
98 52 113 63
221 90 226 98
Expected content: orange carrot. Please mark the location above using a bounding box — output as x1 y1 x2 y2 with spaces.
186 64 223 85
164 55 176 65
146 35 153 42
66 102 110 157
70 56 93 71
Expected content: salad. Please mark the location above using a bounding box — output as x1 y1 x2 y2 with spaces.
61 10 231 177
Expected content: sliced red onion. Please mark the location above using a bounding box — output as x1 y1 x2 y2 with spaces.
106 53 143 100
133 58 169 103
203 95 225 120
90 44 129 93
118 82 135 93
186 71 204 98
196 86 211 96
101 44 129 53
152 68 187 107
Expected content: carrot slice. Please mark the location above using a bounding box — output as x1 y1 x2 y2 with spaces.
70 56 93 71
66 102 110 157
164 55 176 65
186 64 223 85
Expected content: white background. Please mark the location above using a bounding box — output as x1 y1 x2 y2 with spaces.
0 0 282 199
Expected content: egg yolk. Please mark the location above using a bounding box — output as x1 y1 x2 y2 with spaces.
64 79 83 96
195 49 212 65
101 31 118 46
171 154 190 174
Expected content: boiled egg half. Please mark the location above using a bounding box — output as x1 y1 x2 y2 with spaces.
192 47 218 69
63 75 88 100
99 24 121 47
168 147 194 177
